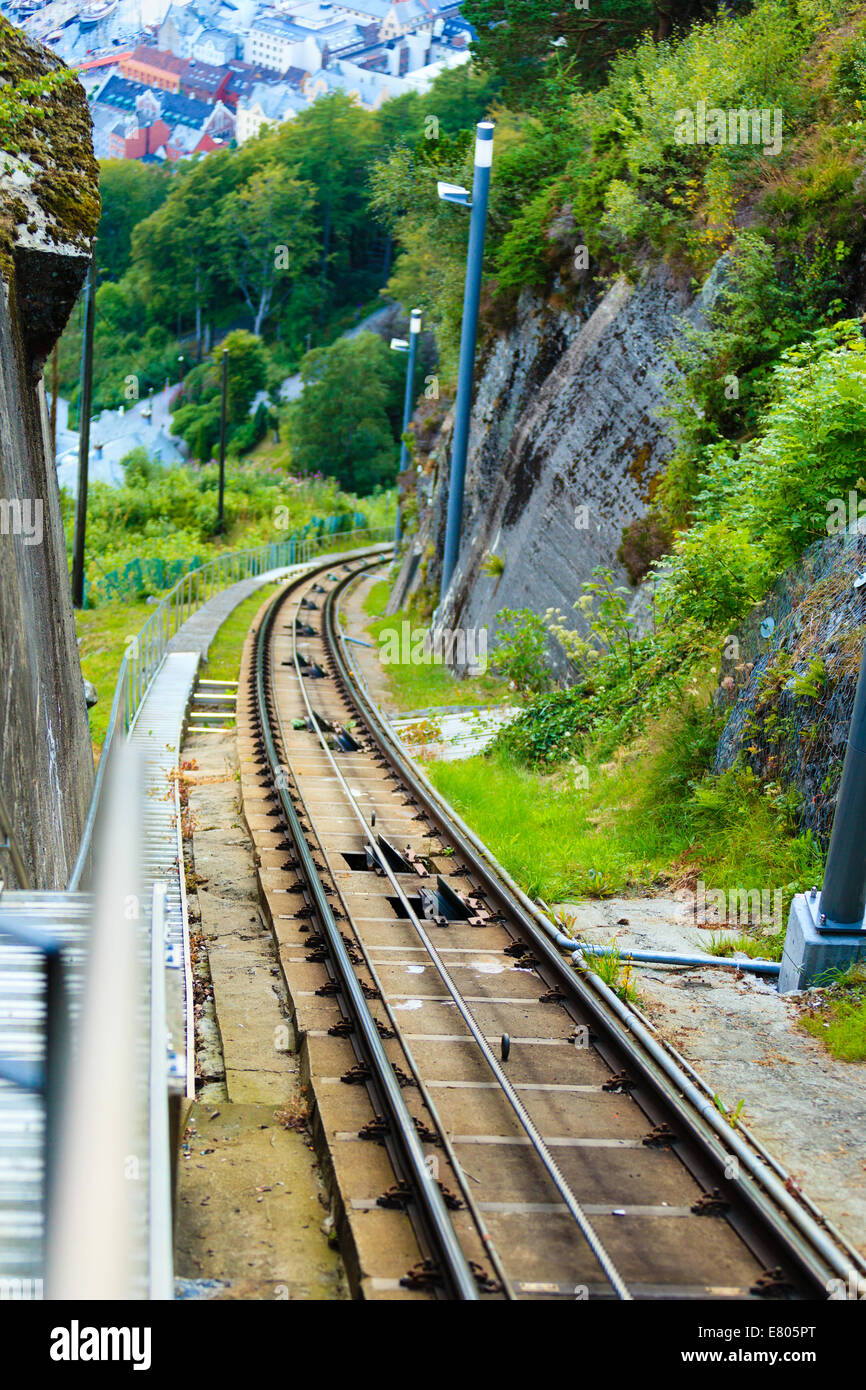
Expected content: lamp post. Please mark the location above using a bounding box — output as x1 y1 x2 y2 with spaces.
438 120 494 605
390 307 422 561
71 262 96 610
217 347 228 535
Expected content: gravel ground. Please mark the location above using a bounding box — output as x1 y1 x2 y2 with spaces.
559 897 866 1258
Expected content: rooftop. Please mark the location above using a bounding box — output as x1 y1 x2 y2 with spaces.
125 44 191 75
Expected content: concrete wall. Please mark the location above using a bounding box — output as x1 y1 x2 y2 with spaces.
0 19 99 887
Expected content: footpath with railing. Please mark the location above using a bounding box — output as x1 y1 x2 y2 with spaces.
69 523 394 891
0 518 394 1299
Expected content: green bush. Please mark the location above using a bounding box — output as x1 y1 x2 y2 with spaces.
491 608 555 697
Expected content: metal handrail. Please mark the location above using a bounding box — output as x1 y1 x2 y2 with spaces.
68 523 394 890
148 881 173 1300
46 736 146 1299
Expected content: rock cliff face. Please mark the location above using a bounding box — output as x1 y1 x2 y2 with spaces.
392 262 711 676
714 531 866 850
0 20 99 888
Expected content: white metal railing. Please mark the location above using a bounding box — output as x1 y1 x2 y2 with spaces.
69 524 393 891
37 519 393 1297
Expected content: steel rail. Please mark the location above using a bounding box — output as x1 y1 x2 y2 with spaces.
314 572 632 1301
332 561 847 1298
254 574 481 1301
284 576 517 1299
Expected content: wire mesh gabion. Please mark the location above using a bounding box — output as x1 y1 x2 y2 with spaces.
713 530 866 851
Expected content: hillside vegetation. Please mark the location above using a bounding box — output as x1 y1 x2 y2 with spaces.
373 0 866 790
366 0 866 972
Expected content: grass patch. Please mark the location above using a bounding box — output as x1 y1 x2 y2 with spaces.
706 930 785 963
75 581 284 755
364 603 510 713
799 968 866 1062
363 578 390 617
75 595 154 755
574 939 639 1002
202 582 283 682
424 699 823 908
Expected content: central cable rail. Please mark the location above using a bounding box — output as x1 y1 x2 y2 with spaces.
299 573 632 1299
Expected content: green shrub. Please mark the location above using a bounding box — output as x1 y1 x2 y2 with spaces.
491 608 555 697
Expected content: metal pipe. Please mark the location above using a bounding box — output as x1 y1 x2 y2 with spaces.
570 941 780 977
819 639 866 928
394 308 421 559
440 123 494 601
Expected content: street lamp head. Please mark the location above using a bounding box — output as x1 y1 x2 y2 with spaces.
474 121 494 168
410 309 422 334
437 180 471 207
390 337 409 352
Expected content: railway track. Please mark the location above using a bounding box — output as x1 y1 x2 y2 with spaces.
235 556 856 1302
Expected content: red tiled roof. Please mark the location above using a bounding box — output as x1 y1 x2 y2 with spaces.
125 45 189 75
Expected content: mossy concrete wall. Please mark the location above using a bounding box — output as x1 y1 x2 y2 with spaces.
0 19 99 887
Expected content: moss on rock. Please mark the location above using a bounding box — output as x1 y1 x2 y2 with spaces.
0 17 99 369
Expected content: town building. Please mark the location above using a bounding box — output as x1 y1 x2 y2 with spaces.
236 81 302 140
192 26 237 63
157 4 203 59
72 0 473 165
243 15 325 72
119 44 191 92
180 58 232 103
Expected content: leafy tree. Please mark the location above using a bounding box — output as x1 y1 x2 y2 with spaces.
288 332 401 492
462 0 722 103
96 160 171 281
130 145 252 343
217 164 318 335
170 330 268 459
276 94 383 314
220 330 268 420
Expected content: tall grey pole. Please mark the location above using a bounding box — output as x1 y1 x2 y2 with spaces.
819 641 866 929
440 121 494 603
394 307 421 560
217 348 227 535
71 263 96 610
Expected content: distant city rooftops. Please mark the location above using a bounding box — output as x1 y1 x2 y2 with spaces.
125 43 190 74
